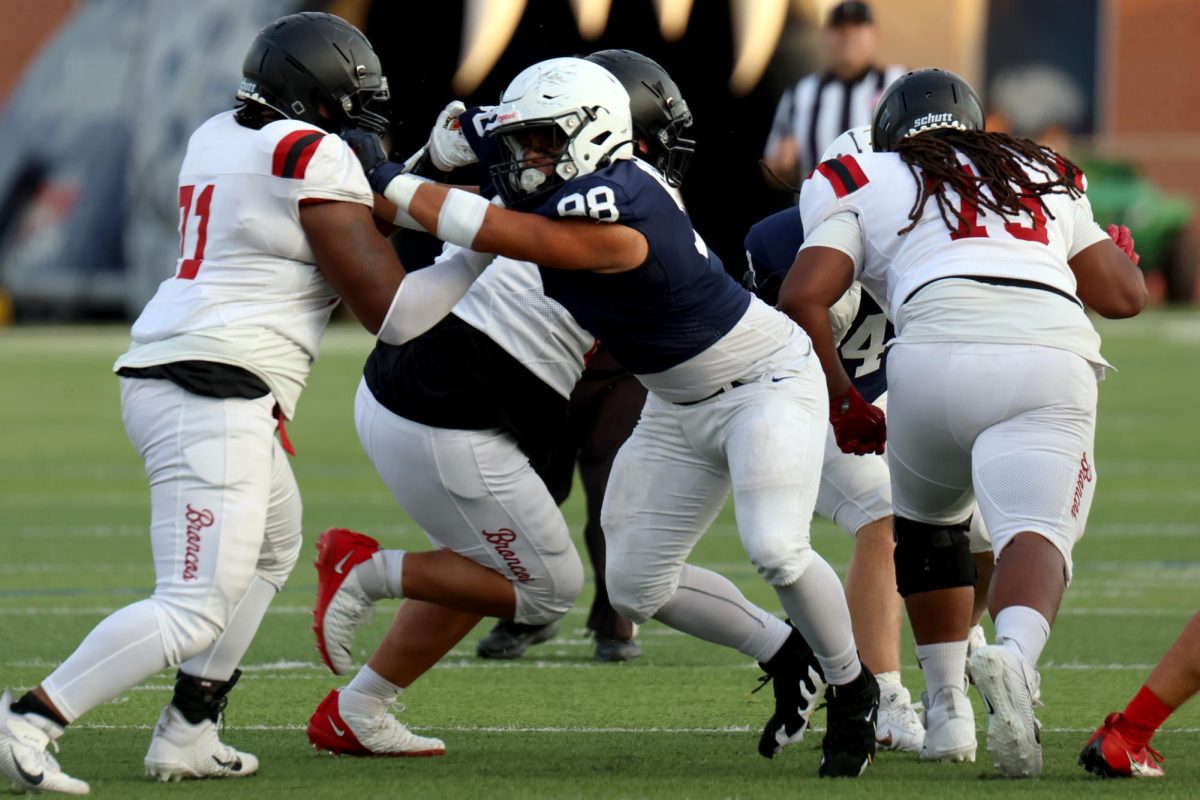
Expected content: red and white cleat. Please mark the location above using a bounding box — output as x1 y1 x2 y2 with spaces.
306 690 445 758
1079 712 1165 779
313 528 380 675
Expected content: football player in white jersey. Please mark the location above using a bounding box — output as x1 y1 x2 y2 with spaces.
335 57 877 777
0 13 501 794
779 68 1146 776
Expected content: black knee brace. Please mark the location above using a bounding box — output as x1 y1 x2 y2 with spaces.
893 516 976 597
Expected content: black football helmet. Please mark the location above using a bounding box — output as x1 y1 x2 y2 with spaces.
870 68 984 152
237 12 390 134
584 49 696 187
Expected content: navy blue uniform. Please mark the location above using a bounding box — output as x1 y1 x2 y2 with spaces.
744 208 892 402
533 160 750 375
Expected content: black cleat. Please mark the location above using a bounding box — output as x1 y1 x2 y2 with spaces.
818 664 879 778
756 627 826 759
594 637 641 662
475 620 559 660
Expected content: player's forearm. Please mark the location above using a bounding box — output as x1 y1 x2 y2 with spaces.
786 300 852 399
376 249 495 345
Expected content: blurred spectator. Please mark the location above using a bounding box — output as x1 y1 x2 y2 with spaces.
762 1 902 186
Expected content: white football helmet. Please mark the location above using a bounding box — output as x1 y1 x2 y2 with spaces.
820 125 873 163
488 57 633 206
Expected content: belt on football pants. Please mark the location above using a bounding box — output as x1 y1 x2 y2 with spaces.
903 275 1085 308
674 380 750 406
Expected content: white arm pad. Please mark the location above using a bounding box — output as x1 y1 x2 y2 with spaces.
376 249 496 346
798 209 866 277
436 188 492 247
381 174 426 215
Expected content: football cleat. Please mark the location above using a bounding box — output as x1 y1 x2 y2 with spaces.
306 689 445 757
144 703 258 782
594 636 641 663
0 689 90 795
970 644 1042 777
819 665 879 778
875 681 925 752
755 630 826 759
1078 712 1165 778
475 620 560 660
313 528 380 675
919 686 977 762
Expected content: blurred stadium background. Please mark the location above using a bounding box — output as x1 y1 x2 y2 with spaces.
0 0 1197 322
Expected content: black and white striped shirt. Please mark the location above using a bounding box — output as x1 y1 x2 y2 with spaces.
765 65 905 177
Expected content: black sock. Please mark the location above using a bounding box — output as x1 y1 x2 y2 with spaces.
760 625 813 675
11 691 69 729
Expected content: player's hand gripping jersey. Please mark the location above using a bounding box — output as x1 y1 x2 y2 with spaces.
744 208 893 402
114 110 373 418
798 151 1112 366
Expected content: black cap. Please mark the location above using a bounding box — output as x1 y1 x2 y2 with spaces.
827 1 873 27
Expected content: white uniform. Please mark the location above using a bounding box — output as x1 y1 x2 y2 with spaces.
799 150 1109 575
356 248 591 623
40 111 371 721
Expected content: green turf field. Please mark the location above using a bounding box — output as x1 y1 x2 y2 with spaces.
1 313 1199 798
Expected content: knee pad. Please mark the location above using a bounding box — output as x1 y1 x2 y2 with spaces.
605 569 669 625
893 516 976 597
151 597 223 665
257 522 303 588
512 546 585 626
741 528 814 587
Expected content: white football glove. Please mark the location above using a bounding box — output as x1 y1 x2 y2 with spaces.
427 100 477 171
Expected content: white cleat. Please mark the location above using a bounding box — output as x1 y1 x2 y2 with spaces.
307 689 446 757
0 690 90 795
919 686 977 763
876 682 925 753
143 704 259 782
970 644 1043 778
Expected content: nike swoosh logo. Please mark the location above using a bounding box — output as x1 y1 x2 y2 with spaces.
770 376 793 383
9 744 44 786
328 715 346 737
333 553 353 575
981 692 996 716
212 755 243 771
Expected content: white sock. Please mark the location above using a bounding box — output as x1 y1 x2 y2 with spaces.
181 575 277 681
341 666 402 717
354 550 407 601
915 640 969 700
875 670 903 690
994 605 1051 667
653 565 792 663
41 599 173 722
773 554 861 684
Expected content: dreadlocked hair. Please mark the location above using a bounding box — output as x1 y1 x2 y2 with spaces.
894 130 1085 236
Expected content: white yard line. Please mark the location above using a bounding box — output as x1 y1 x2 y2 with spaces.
64 722 1200 735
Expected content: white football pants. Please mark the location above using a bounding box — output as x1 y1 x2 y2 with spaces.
603 355 859 673
41 378 301 721
887 342 1098 578
354 380 584 625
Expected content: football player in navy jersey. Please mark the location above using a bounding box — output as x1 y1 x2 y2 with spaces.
350 56 878 777
476 49 696 664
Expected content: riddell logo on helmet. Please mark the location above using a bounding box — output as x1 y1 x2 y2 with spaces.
912 112 954 128
1070 452 1093 519
483 528 533 582
182 505 215 581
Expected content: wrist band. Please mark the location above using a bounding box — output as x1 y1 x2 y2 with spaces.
382 173 425 214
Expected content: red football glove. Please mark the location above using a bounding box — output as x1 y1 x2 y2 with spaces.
1106 224 1140 267
829 386 886 456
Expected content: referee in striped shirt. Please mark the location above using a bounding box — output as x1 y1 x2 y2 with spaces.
763 1 904 185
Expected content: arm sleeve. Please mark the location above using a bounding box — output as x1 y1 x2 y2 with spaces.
376 247 496 345
798 209 866 278
297 136 374 206
1067 191 1109 260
